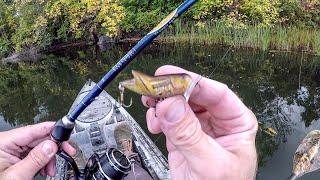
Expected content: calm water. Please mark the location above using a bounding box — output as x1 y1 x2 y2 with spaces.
1 43 320 179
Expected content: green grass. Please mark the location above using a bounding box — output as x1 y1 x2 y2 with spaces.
161 21 320 55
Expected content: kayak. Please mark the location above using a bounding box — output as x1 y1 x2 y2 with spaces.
47 80 169 180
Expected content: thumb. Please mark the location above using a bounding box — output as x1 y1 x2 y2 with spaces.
157 96 225 155
7 140 58 179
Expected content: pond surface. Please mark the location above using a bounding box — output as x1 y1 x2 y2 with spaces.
1 43 320 179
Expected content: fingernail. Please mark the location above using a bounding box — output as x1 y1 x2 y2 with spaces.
165 99 186 122
42 142 54 156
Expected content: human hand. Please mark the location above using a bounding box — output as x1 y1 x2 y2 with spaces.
142 65 258 180
0 122 76 180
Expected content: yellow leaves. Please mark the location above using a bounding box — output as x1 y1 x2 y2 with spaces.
264 127 278 137
44 0 124 38
82 0 100 13
96 0 125 37
14 0 46 10
193 0 233 20
193 0 281 27
221 10 247 29
72 61 88 76
258 122 278 137
33 16 47 29
195 21 205 29
239 0 280 26
46 1 62 18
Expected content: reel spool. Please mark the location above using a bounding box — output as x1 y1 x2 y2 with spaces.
85 148 131 180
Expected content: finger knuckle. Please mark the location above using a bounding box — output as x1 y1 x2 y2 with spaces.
173 116 202 146
39 123 53 135
29 150 45 168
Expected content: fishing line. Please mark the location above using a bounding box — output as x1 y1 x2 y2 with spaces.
206 46 232 79
153 134 164 146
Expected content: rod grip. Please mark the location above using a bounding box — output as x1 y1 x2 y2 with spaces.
51 117 74 143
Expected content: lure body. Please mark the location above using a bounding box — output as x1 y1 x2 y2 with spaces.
119 70 193 98
289 130 320 179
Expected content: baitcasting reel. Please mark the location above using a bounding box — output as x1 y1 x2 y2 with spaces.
58 148 131 180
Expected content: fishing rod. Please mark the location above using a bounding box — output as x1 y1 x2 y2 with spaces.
51 0 198 143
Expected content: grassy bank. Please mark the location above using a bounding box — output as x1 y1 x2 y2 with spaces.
162 21 320 55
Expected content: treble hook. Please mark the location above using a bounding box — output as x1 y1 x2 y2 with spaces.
118 84 133 108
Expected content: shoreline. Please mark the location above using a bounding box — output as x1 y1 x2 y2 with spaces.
2 27 320 64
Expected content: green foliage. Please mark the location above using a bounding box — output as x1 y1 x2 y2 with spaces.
11 0 52 51
0 0 320 58
0 0 14 57
239 0 280 26
0 36 11 58
119 0 181 33
45 0 125 38
118 0 320 40
278 0 320 27
191 0 233 20
0 0 125 57
314 31 320 55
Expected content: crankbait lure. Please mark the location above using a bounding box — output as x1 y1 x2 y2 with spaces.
118 70 200 107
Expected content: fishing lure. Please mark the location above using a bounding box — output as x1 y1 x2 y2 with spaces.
118 70 200 107
289 130 320 180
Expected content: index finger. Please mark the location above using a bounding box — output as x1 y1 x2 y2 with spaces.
2 122 55 147
152 65 247 120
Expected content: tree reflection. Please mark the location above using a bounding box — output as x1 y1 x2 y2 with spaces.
0 57 84 125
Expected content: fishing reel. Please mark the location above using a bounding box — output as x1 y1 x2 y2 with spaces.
58 148 131 180
52 118 131 179
84 148 131 180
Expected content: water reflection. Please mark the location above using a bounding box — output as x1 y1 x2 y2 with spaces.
0 114 12 131
0 43 319 179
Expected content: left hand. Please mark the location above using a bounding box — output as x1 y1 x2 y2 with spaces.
0 122 76 180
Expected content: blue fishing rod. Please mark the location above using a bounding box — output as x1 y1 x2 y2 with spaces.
51 0 198 143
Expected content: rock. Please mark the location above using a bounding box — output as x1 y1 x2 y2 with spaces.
1 47 43 64
97 35 116 52
97 35 114 45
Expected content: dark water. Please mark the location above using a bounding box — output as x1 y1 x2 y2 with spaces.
1 43 320 179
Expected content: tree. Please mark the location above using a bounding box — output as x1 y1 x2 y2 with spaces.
0 0 15 57
45 0 125 42
0 0 125 57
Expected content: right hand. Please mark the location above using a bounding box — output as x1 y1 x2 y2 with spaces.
142 65 258 180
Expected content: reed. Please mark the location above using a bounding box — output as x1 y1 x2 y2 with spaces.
314 31 320 56
162 21 320 55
